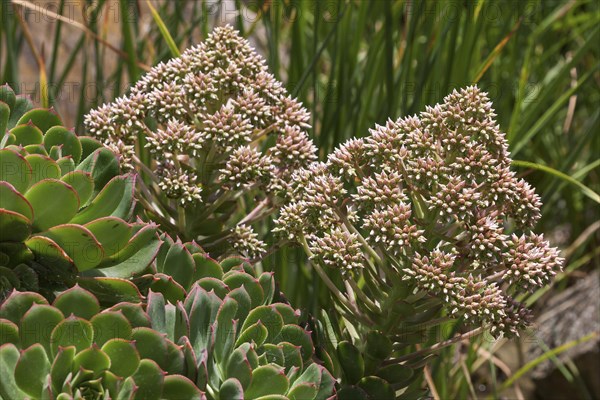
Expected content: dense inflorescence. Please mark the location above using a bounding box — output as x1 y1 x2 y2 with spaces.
85 25 317 256
275 86 563 337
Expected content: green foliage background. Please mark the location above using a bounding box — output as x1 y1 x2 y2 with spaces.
2 0 598 398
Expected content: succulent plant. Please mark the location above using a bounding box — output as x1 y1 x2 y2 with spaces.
131 235 336 399
0 288 205 399
84 25 317 258
0 84 161 303
275 87 563 397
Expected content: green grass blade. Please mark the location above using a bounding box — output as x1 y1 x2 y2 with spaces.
512 160 600 204
146 0 180 57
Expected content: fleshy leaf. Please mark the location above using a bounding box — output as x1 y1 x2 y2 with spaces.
0 290 48 324
77 277 142 305
0 181 34 220
53 285 100 320
131 359 164 400
16 108 62 133
10 123 43 146
91 311 133 346
61 171 94 206
24 179 79 231
0 209 32 242
102 339 140 378
19 304 64 353
14 343 51 398
0 149 31 193
162 374 204 400
0 343 22 399
44 126 83 164
50 315 94 357
39 224 104 271
24 154 61 186
70 174 136 224
245 365 289 398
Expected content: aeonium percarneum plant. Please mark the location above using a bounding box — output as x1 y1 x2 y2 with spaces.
274 86 563 398
0 84 161 304
85 25 317 259
0 250 336 399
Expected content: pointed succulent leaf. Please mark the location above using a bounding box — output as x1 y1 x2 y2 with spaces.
197 277 229 298
0 85 17 109
75 147 120 194
73 344 111 374
150 273 187 304
192 253 223 281
162 374 205 400
262 344 285 366
228 286 252 322
0 103 9 138
131 359 164 400
241 305 284 343
15 343 51 398
50 345 76 394
101 339 140 378
19 304 64 352
0 319 19 346
272 304 299 325
84 217 134 258
23 144 48 156
10 123 43 146
50 315 94 357
43 126 82 164
213 296 238 366
188 288 222 353
0 290 48 324
258 272 275 305
131 327 168 368
219 378 244 400
0 148 31 193
56 156 75 175
70 174 136 224
24 179 79 231
0 344 22 399
281 342 303 371
61 171 94 206
93 223 161 278
164 337 185 375
245 365 289 398
0 181 33 220
108 302 151 328
278 325 314 363
78 136 103 160
8 96 34 132
147 290 168 334
235 320 268 348
16 108 62 133
0 209 32 242
157 241 194 289
25 236 74 270
24 154 61 185
38 224 104 272
288 382 317 400
226 346 254 389
223 272 264 308
77 277 142 305
91 311 132 346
